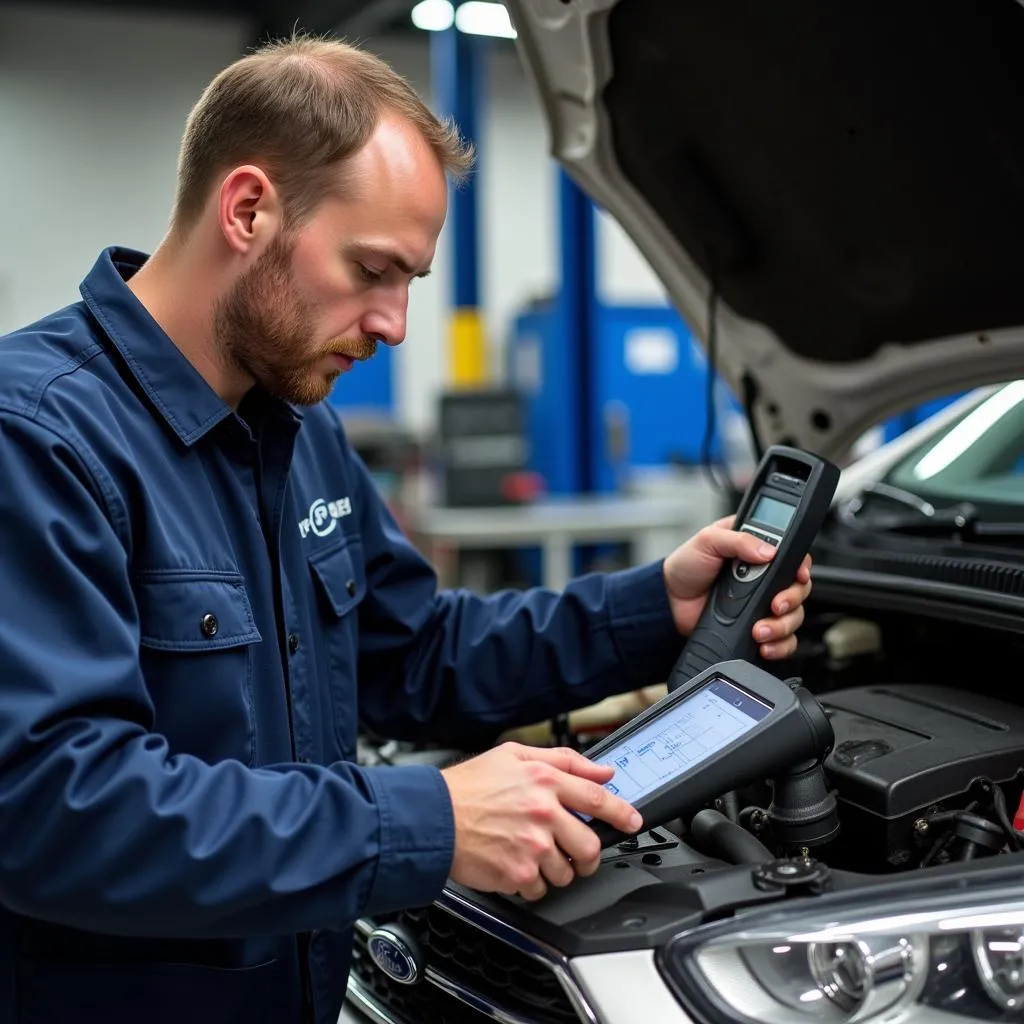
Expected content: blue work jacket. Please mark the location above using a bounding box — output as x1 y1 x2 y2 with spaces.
0 248 683 1024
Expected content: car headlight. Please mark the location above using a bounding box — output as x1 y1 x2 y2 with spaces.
661 876 1024 1023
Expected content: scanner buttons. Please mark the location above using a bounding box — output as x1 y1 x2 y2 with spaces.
732 525 780 584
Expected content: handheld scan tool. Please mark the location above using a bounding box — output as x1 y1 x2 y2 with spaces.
671 445 839 688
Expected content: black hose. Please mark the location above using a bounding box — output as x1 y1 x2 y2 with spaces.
691 808 774 865
719 790 741 823
989 785 1022 851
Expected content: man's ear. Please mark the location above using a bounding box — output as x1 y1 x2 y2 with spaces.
217 165 282 255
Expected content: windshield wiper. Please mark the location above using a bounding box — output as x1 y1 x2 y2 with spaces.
838 483 1024 540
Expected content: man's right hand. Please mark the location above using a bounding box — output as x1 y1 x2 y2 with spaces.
440 742 643 902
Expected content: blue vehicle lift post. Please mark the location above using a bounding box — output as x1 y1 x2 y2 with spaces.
431 26 489 387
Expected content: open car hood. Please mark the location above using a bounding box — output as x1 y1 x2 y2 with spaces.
505 0 1024 462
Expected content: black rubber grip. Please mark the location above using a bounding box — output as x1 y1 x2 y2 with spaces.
672 627 746 684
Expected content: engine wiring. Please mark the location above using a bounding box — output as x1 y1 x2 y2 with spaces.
919 779 1024 867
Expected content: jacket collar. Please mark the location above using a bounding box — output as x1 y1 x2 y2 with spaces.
80 246 302 446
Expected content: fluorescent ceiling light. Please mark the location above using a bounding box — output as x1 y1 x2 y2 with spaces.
454 1 517 38
411 0 455 31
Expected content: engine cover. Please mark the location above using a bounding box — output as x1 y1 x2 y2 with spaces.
820 685 1024 868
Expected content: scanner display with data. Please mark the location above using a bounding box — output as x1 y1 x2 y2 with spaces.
582 679 771 817
579 660 837 847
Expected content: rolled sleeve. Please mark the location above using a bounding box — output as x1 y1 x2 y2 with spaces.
363 764 455 916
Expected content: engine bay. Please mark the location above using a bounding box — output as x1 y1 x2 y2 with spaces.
443 674 1024 960
503 608 1024 951
780 594 1024 874
573 601 1024 884
359 597 1024 961
813 683 1024 872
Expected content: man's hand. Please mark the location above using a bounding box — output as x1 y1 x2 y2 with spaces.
664 516 812 659
441 742 641 902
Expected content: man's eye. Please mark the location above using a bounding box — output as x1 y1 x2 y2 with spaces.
358 264 383 283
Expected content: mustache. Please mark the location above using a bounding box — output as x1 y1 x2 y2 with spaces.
330 336 379 362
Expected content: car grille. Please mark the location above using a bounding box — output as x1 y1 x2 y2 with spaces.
350 896 587 1024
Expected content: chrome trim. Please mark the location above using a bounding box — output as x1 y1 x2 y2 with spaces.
424 966 546 1024
351 888 601 1023
357 918 540 1023
348 957 540 1024
345 974 403 1024
436 887 599 1024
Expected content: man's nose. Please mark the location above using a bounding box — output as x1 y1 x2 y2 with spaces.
362 298 408 348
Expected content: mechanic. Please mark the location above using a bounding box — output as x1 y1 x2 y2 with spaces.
0 34 812 1024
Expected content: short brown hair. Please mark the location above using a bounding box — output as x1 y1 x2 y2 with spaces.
171 33 475 232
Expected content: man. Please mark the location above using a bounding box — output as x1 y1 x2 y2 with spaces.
0 34 812 1024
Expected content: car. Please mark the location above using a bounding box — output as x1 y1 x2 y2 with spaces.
342 2 1024 1022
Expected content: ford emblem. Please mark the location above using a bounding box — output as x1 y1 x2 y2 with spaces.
367 925 422 985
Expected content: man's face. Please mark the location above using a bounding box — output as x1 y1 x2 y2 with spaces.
215 115 448 406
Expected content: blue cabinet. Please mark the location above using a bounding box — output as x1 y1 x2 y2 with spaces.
509 302 733 494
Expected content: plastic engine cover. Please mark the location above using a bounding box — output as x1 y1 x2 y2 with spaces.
820 685 1024 868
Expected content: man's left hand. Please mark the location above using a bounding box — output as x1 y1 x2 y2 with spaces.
663 516 812 660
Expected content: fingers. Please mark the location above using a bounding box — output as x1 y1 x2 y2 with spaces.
552 813 603 879
552 769 643 838
753 555 812 660
516 802 604 902
518 875 547 902
539 842 576 888
700 524 779 565
761 632 799 660
514 837 576 903
504 753 639 900
757 609 804 659
754 586 808 659
512 744 614 785
768 575 812 619
755 603 805 642
523 779 620 899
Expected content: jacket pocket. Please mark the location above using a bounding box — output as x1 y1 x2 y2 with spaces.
16 956 292 1024
308 541 366 758
135 570 262 651
134 570 263 766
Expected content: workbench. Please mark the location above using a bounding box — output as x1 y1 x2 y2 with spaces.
408 483 722 591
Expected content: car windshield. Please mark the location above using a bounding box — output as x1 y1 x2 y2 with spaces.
883 380 1024 513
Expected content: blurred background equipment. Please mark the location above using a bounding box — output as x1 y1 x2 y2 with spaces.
435 388 537 508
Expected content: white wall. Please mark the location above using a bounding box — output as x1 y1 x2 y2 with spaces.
0 5 252 326
0 5 667 436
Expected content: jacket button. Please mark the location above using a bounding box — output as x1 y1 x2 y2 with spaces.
288 633 300 655
346 579 357 597
200 613 219 638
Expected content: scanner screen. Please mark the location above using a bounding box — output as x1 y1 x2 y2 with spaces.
751 494 796 531
590 679 771 811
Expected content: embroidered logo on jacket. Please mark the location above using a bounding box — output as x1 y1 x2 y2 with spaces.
299 497 352 538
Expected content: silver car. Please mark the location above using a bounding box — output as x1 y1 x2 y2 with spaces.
344 1 1024 1021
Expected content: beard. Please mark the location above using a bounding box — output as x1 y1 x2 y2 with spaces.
214 234 378 406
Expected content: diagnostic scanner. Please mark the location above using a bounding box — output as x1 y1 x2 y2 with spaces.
670 445 839 689
580 659 834 847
